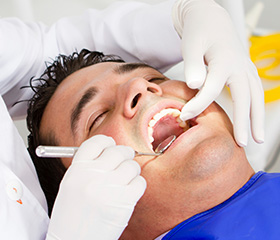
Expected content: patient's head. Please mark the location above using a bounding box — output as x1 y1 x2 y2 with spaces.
27 49 125 214
27 49 254 238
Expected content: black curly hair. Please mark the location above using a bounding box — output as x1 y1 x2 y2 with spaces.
26 49 125 215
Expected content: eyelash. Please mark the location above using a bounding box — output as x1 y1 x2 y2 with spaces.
148 77 166 84
89 111 108 132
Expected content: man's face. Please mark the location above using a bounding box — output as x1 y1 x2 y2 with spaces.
40 62 236 213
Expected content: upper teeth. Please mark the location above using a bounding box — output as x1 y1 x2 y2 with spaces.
148 108 185 143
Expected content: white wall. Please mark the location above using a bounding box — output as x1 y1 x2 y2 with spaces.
0 0 165 24
1 0 280 28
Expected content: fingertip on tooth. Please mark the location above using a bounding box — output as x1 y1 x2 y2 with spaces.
176 117 182 123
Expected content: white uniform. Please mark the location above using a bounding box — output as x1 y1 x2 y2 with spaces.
0 0 181 119
0 1 182 239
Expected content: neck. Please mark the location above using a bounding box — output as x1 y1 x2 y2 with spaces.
121 148 255 240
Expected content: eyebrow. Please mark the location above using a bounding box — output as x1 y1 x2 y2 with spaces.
71 87 98 135
114 62 159 75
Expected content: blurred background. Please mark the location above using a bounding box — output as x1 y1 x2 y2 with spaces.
0 0 279 29
0 0 279 171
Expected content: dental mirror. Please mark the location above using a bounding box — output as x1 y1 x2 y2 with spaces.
156 134 177 153
36 135 177 158
134 134 176 156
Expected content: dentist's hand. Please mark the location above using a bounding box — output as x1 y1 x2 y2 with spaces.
46 135 146 240
172 0 264 146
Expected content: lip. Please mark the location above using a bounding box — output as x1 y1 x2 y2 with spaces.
140 99 185 152
162 120 200 154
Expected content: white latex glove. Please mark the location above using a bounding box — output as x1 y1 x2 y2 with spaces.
46 135 146 240
172 0 265 147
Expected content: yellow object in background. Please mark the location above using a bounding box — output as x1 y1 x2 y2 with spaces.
250 33 280 103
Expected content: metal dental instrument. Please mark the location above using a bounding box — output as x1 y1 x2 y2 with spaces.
36 135 176 158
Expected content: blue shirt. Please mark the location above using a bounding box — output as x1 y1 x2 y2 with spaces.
163 172 280 239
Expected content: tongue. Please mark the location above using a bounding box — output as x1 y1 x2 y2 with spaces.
152 115 184 151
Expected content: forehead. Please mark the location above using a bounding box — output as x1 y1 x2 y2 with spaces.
59 61 161 89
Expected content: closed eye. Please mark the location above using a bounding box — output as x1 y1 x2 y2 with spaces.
89 111 109 132
148 77 168 84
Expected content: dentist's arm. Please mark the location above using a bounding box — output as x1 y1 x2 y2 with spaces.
46 135 146 240
172 0 265 147
0 0 182 119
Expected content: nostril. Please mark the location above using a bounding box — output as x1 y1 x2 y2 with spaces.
131 93 141 108
147 87 157 93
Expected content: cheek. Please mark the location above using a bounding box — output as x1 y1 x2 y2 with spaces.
93 120 131 146
161 81 198 101
208 103 234 135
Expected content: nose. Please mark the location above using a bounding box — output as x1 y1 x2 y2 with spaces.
118 78 162 118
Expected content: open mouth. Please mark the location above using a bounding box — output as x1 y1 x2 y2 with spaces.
148 108 197 152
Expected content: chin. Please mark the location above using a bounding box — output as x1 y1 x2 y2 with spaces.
178 134 236 181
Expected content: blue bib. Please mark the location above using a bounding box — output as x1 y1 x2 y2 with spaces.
163 172 280 239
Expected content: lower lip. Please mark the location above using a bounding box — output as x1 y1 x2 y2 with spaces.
163 123 200 153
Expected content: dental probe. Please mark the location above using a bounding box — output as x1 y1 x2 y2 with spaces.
36 135 176 158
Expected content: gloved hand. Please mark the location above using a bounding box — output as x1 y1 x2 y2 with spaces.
46 135 146 240
172 0 265 147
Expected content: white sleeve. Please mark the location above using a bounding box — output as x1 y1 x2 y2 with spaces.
0 0 182 119
0 96 49 240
